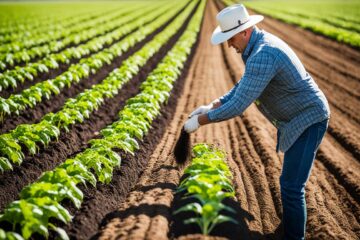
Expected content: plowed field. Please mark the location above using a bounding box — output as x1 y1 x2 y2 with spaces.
1 0 359 239
96 1 360 239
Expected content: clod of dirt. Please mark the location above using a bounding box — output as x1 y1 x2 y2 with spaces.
174 128 191 164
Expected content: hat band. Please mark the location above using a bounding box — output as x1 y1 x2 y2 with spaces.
222 19 249 33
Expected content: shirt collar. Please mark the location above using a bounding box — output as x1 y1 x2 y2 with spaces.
242 27 262 62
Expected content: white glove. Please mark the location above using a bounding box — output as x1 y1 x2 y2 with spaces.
184 115 200 133
189 104 212 118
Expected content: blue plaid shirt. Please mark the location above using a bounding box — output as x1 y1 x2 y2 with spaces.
208 27 330 152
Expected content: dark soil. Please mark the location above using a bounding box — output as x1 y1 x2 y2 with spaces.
0 0 193 213
0 7 127 76
174 128 191 164
59 4 201 240
0 2 190 134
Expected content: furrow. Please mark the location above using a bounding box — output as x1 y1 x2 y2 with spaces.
0 0 196 212
246 8 360 80
0 2 189 134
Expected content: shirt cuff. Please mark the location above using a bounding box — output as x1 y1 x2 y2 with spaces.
219 96 227 105
207 110 218 122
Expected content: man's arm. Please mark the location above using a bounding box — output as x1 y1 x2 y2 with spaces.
218 81 240 104
206 51 278 123
198 113 211 125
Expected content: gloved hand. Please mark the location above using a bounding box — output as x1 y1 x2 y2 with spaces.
184 115 200 133
189 104 212 118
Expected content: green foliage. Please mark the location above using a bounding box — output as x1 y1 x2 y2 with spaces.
0 3 154 71
58 159 97 187
174 144 238 235
0 229 24 240
21 169 84 208
0 134 24 166
0 1 205 239
0 1 178 118
0 197 71 240
74 147 120 184
238 0 360 48
0 0 196 172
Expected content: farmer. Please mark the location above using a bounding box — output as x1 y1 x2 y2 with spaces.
184 4 330 240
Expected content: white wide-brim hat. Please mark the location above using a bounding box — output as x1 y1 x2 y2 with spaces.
211 4 264 45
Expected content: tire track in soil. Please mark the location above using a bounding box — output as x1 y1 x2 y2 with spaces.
0 2 190 133
217 1 360 238
0 1 196 214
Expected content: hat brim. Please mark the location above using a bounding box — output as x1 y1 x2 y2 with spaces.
211 15 264 45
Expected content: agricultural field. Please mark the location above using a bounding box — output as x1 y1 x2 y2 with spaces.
0 0 359 239
239 0 360 48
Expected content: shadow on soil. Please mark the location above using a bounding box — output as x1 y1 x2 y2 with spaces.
169 174 284 240
90 180 180 240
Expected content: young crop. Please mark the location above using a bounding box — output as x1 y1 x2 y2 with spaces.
0 228 24 240
0 4 138 56
239 0 360 48
0 2 165 92
0 2 180 120
0 3 159 73
0 4 121 43
174 144 238 235
0 1 205 238
0 197 71 239
0 120 60 171
0 0 194 172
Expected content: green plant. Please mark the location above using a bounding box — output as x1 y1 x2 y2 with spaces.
0 228 24 240
0 0 192 172
174 144 238 235
238 0 360 48
0 1 181 121
0 1 205 238
0 197 71 240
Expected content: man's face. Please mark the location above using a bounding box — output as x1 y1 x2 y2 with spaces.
227 31 247 54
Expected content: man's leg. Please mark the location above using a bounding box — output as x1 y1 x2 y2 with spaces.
280 120 328 240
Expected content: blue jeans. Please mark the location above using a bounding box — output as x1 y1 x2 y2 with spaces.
280 119 328 240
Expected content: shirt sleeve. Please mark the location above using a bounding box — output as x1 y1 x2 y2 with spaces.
219 81 240 104
208 51 278 122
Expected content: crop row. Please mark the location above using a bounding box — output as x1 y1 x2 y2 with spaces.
0 4 147 70
0 1 181 117
251 5 360 33
0 6 124 44
0 8 91 36
236 0 360 48
0 1 204 238
0 0 194 172
0 2 170 92
0 3 121 38
0 2 166 91
174 144 237 235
